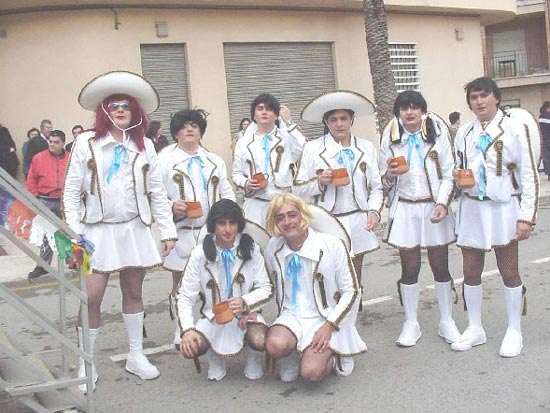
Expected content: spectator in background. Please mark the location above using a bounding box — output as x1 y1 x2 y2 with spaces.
24 119 52 174
22 128 40 177
0 124 20 179
26 129 69 280
146 120 169 153
65 124 84 152
230 117 251 153
448 111 461 144
539 102 550 180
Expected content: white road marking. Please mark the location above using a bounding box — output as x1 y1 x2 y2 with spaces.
108 264 535 362
531 256 550 264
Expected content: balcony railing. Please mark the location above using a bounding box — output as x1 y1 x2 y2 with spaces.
484 49 549 78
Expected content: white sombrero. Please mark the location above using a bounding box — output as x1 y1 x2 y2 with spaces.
301 90 375 122
308 204 351 252
78 71 159 114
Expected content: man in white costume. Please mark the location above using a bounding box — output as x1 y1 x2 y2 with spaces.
452 77 538 357
264 193 366 382
63 71 177 392
232 93 306 228
158 109 235 349
177 199 273 380
379 90 460 347
294 90 383 305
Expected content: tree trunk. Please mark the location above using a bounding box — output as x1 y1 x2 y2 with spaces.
364 0 397 142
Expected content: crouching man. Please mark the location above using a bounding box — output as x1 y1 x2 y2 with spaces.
176 199 273 380
264 193 366 382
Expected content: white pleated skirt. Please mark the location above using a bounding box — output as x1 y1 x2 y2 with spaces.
196 313 266 357
384 199 456 249
334 211 379 255
163 227 202 272
83 217 161 273
272 309 367 356
456 195 520 250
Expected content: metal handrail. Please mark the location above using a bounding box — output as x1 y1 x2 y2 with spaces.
0 167 94 412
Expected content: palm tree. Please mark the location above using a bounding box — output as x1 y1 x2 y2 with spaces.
363 0 397 140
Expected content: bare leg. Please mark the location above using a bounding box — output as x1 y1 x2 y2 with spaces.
78 272 109 329
300 347 334 383
120 268 146 314
267 325 299 382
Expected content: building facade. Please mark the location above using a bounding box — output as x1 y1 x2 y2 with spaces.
0 1 516 173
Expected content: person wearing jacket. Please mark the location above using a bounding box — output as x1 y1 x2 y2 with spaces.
62 71 176 392
158 108 235 350
379 90 459 348
294 90 383 306
264 193 366 382
452 77 539 357
177 199 272 380
26 129 68 280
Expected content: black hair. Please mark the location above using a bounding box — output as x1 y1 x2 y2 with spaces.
202 199 254 263
464 77 501 109
250 93 281 125
27 127 40 139
393 90 427 117
170 109 208 138
322 109 355 135
71 124 84 134
50 129 66 143
146 120 161 138
539 102 550 115
448 111 460 124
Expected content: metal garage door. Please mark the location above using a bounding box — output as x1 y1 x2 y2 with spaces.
140 43 190 142
223 42 336 139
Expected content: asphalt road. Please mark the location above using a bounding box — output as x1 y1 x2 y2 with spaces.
2 202 550 412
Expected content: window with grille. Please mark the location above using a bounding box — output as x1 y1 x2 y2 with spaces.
389 42 420 92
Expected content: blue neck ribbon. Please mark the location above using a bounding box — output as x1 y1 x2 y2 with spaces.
337 148 355 176
106 144 129 183
261 134 273 175
220 249 236 299
406 133 424 167
286 253 302 311
475 132 492 200
187 155 208 190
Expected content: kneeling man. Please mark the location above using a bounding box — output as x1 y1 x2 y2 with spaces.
264 193 366 382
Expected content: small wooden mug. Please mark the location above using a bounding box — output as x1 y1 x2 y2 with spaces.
185 201 203 219
456 169 475 188
392 156 409 174
332 168 350 187
252 172 268 189
213 301 234 324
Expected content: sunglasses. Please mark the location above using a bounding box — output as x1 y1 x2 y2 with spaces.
107 101 131 112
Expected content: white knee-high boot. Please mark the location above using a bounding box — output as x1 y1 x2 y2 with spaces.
499 285 524 358
243 347 264 380
77 327 98 394
396 283 421 347
207 349 227 381
123 312 160 380
451 284 487 351
434 281 461 344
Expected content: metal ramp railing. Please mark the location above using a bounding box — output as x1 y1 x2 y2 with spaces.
0 167 94 412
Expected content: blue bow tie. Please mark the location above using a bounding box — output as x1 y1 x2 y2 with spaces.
187 155 208 191
220 249 236 299
475 132 492 200
286 253 302 311
405 133 424 167
261 134 273 175
106 143 129 183
337 148 355 176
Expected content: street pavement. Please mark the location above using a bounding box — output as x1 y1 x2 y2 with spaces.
1 177 550 412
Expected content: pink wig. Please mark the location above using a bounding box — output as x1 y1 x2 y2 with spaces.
93 94 149 151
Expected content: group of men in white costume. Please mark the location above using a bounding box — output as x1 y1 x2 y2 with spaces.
158 108 235 348
64 73 538 392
